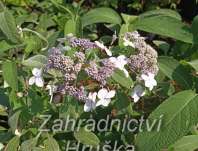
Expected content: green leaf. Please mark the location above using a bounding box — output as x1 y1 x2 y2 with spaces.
136 90 198 151
0 10 21 43
188 60 198 72
169 135 198 151
115 91 134 115
0 125 7 131
44 135 60 151
121 13 138 24
4 0 32 6
5 136 20 151
139 9 182 20
48 31 60 48
21 138 38 151
2 60 18 91
29 90 45 114
0 40 17 54
74 128 100 147
24 36 43 54
37 14 56 31
59 96 82 119
112 69 133 89
22 55 47 68
64 17 82 37
153 40 170 55
81 7 122 27
50 0 74 17
119 14 137 45
8 110 21 133
158 56 192 89
191 15 198 44
134 9 193 43
0 89 9 107
9 90 23 109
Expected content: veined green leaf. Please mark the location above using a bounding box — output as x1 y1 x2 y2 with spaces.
74 128 100 147
5 136 20 151
2 60 18 91
191 15 198 44
121 13 138 24
44 135 60 151
0 40 18 54
4 0 32 6
158 56 193 89
0 10 21 43
136 90 198 151
188 60 198 72
22 55 47 68
21 137 38 151
64 17 82 37
139 9 181 20
81 7 122 27
134 9 193 43
169 135 198 151
112 69 133 89
24 36 43 54
8 110 21 133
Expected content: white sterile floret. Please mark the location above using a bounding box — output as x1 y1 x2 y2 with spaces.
123 37 135 48
84 92 97 112
141 72 157 91
95 41 112 56
96 88 115 107
131 85 145 103
110 55 129 77
29 68 44 87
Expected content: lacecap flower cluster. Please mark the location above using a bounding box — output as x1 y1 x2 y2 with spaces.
28 31 159 112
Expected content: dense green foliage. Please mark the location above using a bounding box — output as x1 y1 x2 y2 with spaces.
0 0 198 151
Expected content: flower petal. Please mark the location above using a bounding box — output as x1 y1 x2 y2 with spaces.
123 68 129 77
109 57 116 63
148 72 155 79
135 85 145 96
29 76 35 85
35 78 44 87
106 90 116 99
95 41 105 49
117 55 127 66
105 48 112 56
131 85 145 102
141 74 149 81
84 101 92 112
97 88 108 99
145 80 157 91
131 93 140 103
32 68 42 77
96 99 111 107
95 41 112 56
88 92 97 103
